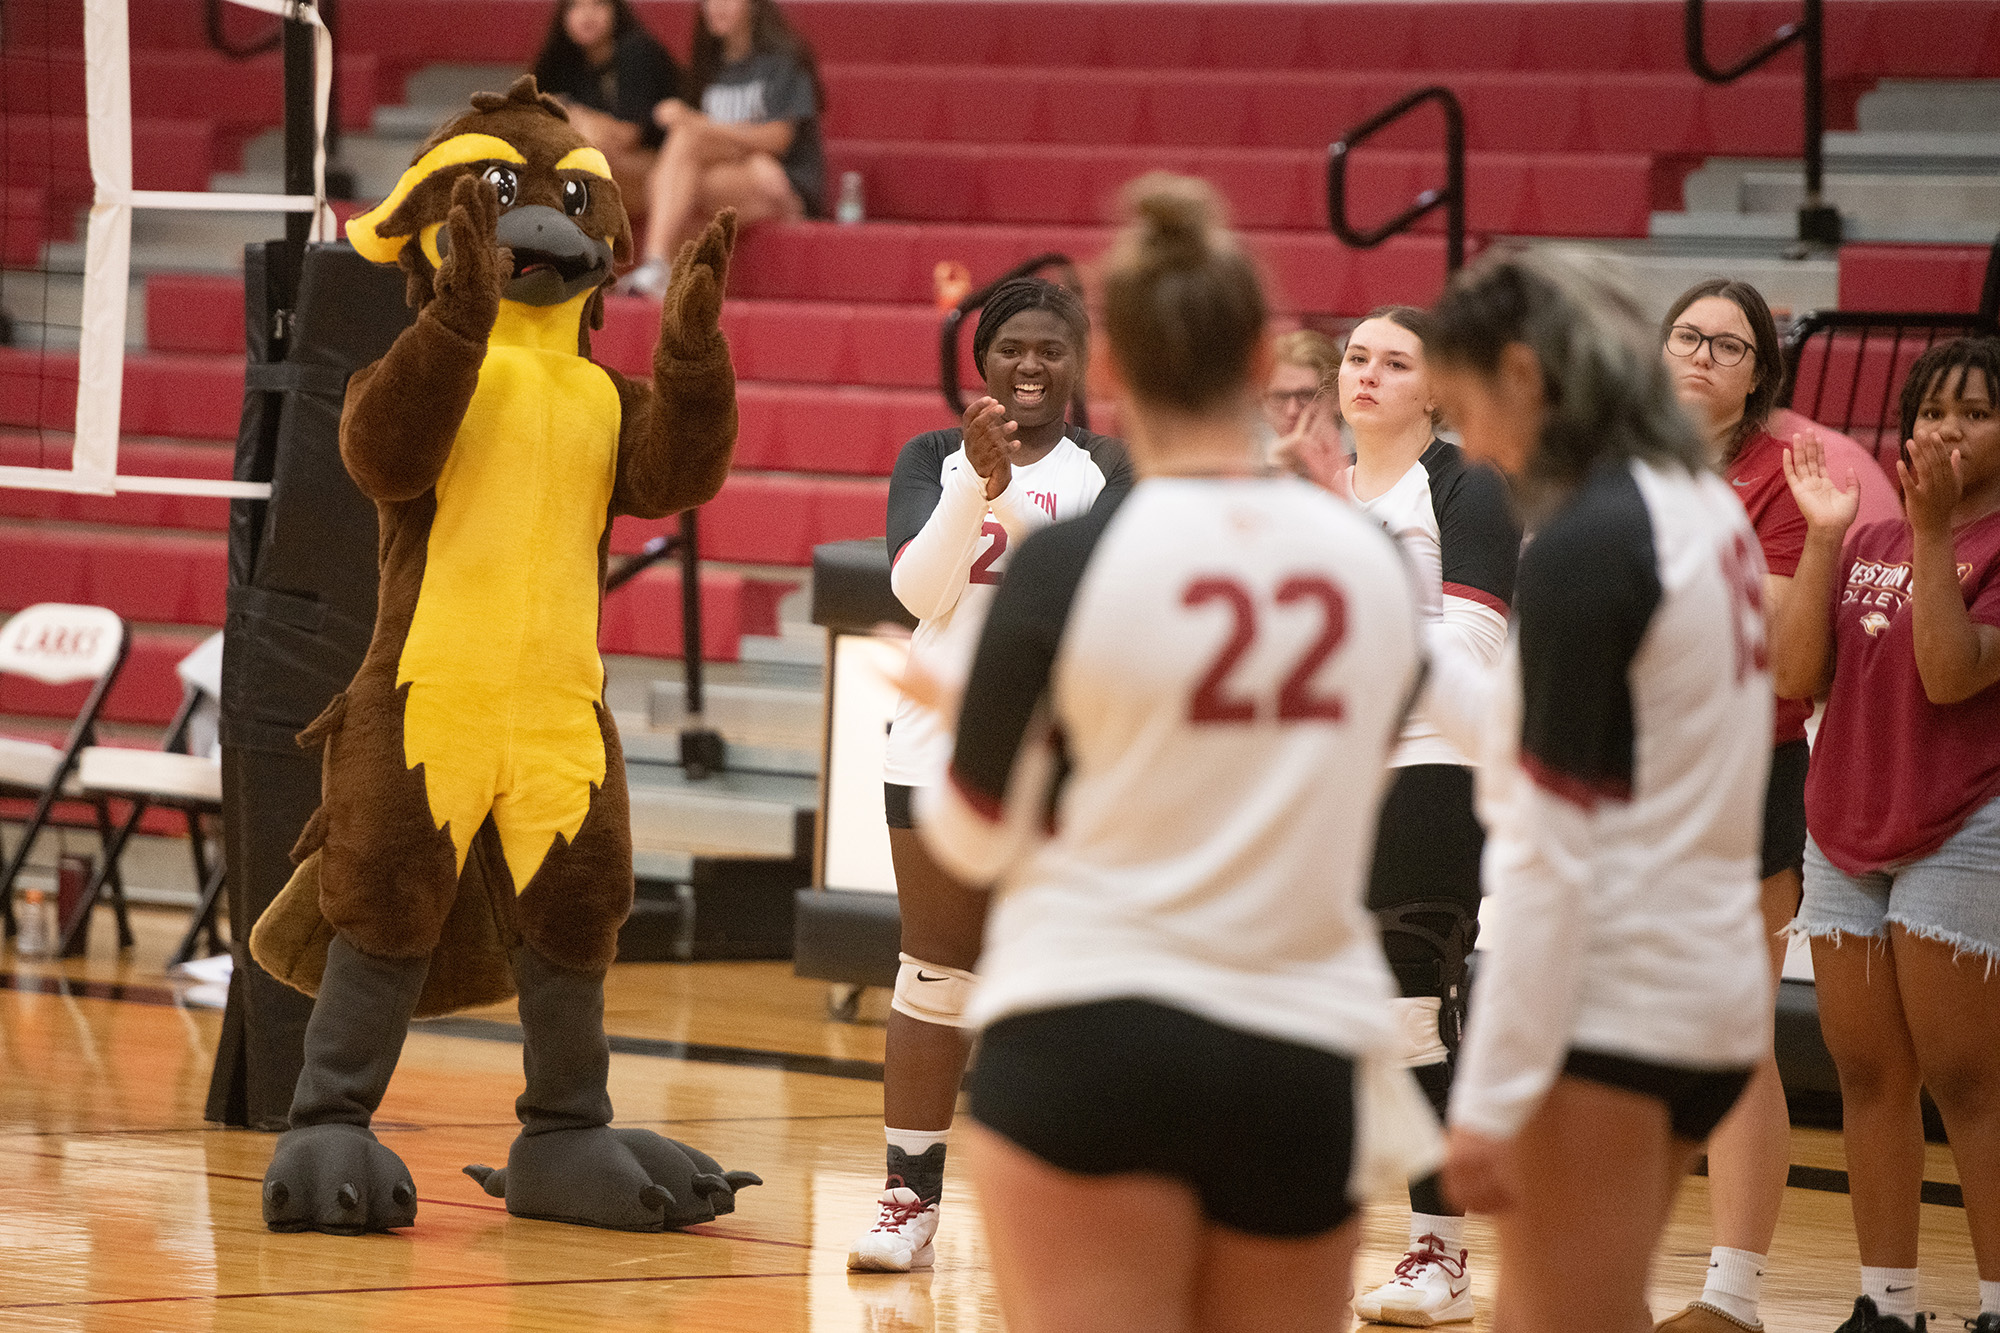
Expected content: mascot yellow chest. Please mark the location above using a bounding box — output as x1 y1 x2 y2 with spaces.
397 295 620 883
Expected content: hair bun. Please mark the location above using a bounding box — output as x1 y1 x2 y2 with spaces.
1123 172 1222 264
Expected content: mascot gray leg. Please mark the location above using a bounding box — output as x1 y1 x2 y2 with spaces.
461 945 761 1231
263 934 429 1233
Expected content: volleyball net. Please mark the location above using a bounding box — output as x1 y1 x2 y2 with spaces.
0 0 336 500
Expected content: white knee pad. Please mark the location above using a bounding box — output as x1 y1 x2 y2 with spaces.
1392 995 1450 1069
890 953 977 1029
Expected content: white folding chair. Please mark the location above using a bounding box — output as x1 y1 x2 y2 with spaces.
68 633 226 963
0 604 133 944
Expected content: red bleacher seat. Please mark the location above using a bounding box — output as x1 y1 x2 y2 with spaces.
1 119 217 220
0 435 231 531
1838 244 1994 314
0 350 244 440
827 140 1658 236
0 528 226 627
599 565 744 662
726 219 1454 315
3 187 49 266
0 49 378 134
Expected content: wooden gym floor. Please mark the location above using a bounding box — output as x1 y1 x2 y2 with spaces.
0 907 1983 1332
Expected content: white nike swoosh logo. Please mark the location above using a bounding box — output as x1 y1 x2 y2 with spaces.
1732 478 1752 487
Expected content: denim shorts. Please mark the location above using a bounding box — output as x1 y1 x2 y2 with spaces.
1797 792 2000 970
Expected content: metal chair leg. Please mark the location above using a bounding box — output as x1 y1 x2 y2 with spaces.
171 859 227 968
59 799 145 958
93 799 135 949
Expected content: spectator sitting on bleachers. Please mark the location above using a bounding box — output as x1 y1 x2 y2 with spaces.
621 0 825 297
532 0 682 214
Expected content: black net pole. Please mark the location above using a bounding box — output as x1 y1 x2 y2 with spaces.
281 10 315 300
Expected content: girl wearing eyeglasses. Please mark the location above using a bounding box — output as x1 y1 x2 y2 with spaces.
1651 278 1802 1333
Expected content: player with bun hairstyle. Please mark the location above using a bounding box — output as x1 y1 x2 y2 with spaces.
848 275 1131 1272
1425 250 1774 1333
1772 336 2000 1333
922 173 1434 1333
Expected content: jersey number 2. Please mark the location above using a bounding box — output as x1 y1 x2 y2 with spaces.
969 522 1008 585
1183 576 1347 724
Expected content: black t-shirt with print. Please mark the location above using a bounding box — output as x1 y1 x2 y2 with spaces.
536 27 682 149
700 49 826 215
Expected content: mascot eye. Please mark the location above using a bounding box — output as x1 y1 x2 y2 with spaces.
562 178 590 217
481 165 518 207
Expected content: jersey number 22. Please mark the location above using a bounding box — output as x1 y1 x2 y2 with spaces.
1183 575 1348 724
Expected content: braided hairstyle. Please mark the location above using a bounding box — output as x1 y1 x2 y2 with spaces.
1898 335 2000 446
971 277 1090 377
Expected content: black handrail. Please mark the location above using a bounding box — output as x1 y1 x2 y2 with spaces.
606 510 725 779
1326 85 1466 280
939 253 1090 429
1780 309 1999 453
1686 0 1837 245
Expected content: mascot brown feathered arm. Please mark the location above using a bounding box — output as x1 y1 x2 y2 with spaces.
607 210 739 520
339 174 507 501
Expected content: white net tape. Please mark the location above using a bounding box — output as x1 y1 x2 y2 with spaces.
0 0 336 499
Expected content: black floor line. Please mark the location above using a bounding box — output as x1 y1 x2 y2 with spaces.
1694 1157 1964 1209
417 1016 887 1083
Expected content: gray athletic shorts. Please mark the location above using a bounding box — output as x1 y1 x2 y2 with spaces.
1797 791 2000 970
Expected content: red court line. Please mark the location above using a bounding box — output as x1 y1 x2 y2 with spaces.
0 1269 815 1311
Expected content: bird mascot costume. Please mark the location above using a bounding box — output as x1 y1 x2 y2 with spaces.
249 75 759 1235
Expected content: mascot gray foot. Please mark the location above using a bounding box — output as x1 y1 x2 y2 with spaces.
461 946 762 1231
263 934 428 1233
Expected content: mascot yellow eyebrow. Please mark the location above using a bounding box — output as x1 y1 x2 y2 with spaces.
249 75 758 1238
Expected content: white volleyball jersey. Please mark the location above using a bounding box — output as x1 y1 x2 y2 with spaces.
1450 458 1775 1141
1350 438 1519 769
921 477 1423 1058
883 428 1130 787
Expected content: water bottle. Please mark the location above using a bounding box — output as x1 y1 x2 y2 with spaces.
16 886 55 958
835 171 865 225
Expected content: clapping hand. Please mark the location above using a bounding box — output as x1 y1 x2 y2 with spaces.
962 396 1019 502
1898 431 1964 536
1270 395 1350 498
1781 430 1860 540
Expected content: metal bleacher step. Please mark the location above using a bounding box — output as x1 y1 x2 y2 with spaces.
1651 81 2000 249
1526 238 1838 323
1 268 146 349
1858 80 2000 135
623 757 816 861
41 209 287 278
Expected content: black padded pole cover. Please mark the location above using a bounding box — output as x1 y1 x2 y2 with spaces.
206 242 413 1129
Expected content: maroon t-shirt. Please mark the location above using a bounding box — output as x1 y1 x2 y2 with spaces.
1727 430 1812 745
1806 509 2000 873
